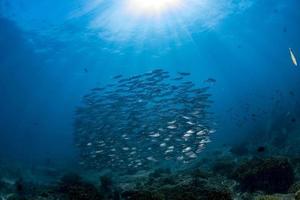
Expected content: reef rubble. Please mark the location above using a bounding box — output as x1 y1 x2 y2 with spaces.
1 155 300 200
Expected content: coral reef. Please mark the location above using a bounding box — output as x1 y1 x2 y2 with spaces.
58 173 103 200
159 182 232 200
233 157 294 193
212 158 236 177
255 195 282 200
296 190 300 200
289 182 300 193
189 168 211 180
0 157 299 200
2 124 300 200
230 144 249 157
119 167 233 200
148 168 171 179
100 175 113 192
121 190 163 200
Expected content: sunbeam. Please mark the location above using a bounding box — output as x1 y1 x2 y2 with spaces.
126 0 182 14
72 0 253 47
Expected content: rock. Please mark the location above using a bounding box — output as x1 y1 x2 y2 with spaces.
6 194 20 200
58 173 103 200
296 190 300 200
0 180 5 191
255 195 281 200
212 159 235 176
230 144 249 156
149 168 171 179
121 190 163 200
238 192 255 200
121 170 232 200
289 182 300 193
233 158 294 193
189 168 211 179
159 180 232 200
100 175 113 192
255 194 295 200
0 178 16 192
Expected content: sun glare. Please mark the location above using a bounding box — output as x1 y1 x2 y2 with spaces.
127 0 182 14
74 0 252 44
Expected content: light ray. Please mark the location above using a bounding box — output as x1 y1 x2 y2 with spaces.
127 0 182 15
72 0 254 47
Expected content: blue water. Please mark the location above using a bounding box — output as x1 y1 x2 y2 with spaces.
0 0 299 168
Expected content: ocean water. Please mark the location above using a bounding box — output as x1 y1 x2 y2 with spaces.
0 0 300 199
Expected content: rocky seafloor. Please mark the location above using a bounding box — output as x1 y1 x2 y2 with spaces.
1 150 300 200
1 117 300 200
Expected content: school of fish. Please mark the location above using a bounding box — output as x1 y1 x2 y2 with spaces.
74 69 215 170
